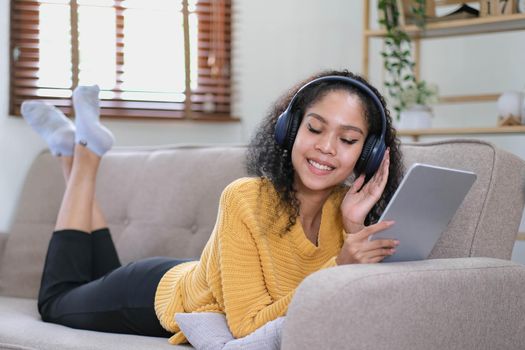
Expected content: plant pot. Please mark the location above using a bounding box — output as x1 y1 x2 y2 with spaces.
398 104 433 130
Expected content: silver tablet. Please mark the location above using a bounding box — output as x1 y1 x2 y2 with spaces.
370 163 477 263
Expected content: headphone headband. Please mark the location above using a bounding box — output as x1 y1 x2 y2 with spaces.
284 75 386 142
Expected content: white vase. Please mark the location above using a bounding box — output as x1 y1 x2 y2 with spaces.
398 104 433 130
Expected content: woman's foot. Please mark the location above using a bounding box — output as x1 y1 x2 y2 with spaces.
73 85 115 157
21 101 75 157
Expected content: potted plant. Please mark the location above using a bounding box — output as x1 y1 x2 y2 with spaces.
378 0 439 128
398 81 439 129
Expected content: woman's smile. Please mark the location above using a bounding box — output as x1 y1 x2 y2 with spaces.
306 157 336 174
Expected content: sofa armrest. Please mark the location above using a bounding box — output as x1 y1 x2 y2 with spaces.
0 232 7 261
282 258 525 350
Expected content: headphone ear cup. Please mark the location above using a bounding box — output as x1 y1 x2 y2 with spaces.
355 135 376 176
366 139 386 177
274 111 290 147
274 109 302 151
285 109 302 151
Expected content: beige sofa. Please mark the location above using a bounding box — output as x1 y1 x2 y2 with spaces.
1 140 525 350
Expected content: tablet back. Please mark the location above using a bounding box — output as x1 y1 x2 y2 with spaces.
373 163 477 263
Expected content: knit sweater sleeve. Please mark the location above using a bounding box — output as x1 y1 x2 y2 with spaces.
216 179 296 339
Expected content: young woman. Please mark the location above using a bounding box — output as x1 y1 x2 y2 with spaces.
22 69 403 345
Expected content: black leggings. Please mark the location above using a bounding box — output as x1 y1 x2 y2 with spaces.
38 228 192 337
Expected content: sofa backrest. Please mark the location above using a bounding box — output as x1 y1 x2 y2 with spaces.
0 145 248 298
1 140 524 299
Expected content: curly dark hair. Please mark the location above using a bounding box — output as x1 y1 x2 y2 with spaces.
246 69 404 231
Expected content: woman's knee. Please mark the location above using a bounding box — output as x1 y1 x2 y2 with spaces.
38 297 56 322
38 288 70 323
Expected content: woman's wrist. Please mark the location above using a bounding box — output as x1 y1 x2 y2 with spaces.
343 219 365 235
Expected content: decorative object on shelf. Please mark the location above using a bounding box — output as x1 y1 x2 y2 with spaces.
481 0 518 16
504 0 518 14
428 3 480 22
378 0 439 121
520 0 525 13
497 91 523 126
498 115 522 126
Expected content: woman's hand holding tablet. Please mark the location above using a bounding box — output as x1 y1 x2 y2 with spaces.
336 221 399 265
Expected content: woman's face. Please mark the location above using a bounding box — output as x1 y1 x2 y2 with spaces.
291 89 368 194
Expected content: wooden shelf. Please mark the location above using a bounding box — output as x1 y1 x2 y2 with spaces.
517 233 525 241
438 93 500 104
363 3 525 142
365 12 525 38
398 126 525 141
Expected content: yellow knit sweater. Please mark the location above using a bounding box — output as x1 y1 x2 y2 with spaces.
154 177 345 345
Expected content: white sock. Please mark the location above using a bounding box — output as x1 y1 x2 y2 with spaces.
73 85 115 156
21 101 75 157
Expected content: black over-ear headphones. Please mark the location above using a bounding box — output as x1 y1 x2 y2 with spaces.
274 75 387 179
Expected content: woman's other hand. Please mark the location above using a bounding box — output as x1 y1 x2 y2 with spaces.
336 221 399 265
341 147 390 233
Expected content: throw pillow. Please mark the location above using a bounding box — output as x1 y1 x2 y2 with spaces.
175 312 285 350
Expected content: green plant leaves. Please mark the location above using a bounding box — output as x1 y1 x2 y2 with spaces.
377 0 434 120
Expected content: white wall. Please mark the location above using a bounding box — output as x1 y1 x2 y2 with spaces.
1 0 524 261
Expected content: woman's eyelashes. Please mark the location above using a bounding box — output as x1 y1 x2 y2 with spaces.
341 138 358 145
307 123 358 145
307 123 321 134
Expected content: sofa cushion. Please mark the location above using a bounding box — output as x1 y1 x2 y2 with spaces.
0 296 192 350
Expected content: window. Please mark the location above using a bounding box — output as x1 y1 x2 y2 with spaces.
10 0 232 120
